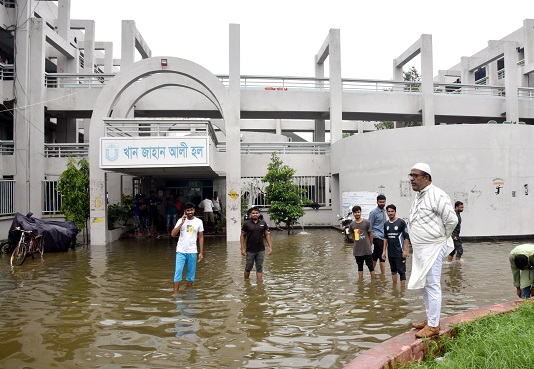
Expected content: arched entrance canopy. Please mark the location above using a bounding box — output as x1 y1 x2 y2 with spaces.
88 56 240 245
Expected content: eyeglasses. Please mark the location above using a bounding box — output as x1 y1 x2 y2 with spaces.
408 173 424 178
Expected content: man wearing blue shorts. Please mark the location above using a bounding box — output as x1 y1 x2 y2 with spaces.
240 207 273 280
171 202 204 294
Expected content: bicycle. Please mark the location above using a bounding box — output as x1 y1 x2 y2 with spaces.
10 227 44 266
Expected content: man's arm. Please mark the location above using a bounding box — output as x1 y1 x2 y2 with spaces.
438 194 458 237
264 229 273 255
382 238 388 260
240 231 247 256
170 214 186 237
197 232 204 262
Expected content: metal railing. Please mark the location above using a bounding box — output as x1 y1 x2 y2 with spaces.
518 87 534 100
343 79 420 93
0 63 13 80
0 140 14 154
0 0 15 8
44 143 89 157
0 179 15 216
43 180 62 215
434 82 505 96
45 73 115 88
241 175 330 207
104 118 219 146
217 142 330 154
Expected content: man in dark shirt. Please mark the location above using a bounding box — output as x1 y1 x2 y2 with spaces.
240 207 273 280
448 201 464 262
381 204 410 288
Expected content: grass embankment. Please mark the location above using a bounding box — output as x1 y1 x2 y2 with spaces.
407 301 534 369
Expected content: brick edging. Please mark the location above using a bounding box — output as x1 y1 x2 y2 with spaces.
343 299 525 369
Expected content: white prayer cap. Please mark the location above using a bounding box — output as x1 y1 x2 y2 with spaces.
411 162 431 176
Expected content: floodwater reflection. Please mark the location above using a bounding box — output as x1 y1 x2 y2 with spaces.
0 229 519 368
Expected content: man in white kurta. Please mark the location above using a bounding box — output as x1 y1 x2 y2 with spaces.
407 163 458 338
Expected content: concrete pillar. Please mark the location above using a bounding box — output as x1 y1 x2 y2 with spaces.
57 0 70 40
314 54 326 141
461 57 475 85
56 117 77 143
503 41 519 122
121 20 136 68
392 58 404 127
488 61 498 86
274 119 281 135
420 34 435 126
226 23 242 241
329 29 342 143
524 19 534 67
14 15 46 217
83 21 95 74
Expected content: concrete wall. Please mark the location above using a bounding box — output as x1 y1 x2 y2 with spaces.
331 124 534 238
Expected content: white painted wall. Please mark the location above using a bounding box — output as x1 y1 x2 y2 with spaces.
331 124 534 237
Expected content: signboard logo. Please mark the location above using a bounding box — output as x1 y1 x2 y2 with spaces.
105 143 119 161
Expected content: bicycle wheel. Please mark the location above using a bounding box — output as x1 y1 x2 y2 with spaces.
10 239 27 266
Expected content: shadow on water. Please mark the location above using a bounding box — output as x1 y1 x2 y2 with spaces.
0 229 520 368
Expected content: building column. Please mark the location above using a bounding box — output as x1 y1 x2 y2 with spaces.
314 55 326 141
121 20 136 68
329 29 342 143
226 24 242 242
14 15 46 217
83 21 95 74
503 41 519 122
420 34 435 126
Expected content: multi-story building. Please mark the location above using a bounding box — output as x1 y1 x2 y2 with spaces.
0 1 533 243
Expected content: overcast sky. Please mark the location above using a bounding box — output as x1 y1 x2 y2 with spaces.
70 1 531 80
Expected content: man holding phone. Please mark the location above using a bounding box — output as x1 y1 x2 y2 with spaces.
171 202 204 294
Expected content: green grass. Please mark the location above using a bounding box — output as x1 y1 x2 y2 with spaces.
406 302 534 369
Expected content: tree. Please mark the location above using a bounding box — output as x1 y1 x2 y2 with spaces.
262 152 308 235
375 65 423 129
58 158 90 242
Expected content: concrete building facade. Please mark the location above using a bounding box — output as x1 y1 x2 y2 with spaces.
0 1 533 242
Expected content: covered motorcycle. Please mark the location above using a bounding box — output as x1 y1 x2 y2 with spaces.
7 212 78 252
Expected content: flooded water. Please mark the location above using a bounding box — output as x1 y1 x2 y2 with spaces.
0 229 520 368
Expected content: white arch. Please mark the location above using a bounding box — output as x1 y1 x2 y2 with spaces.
111 73 226 133
88 56 240 245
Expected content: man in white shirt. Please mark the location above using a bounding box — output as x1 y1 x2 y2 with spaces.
408 163 457 338
199 196 215 233
171 202 204 294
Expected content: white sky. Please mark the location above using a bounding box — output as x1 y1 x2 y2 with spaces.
71 0 532 80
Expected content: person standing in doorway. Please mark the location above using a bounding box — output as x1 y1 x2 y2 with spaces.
171 202 204 294
241 207 273 280
369 194 387 274
166 192 179 236
448 201 464 262
407 163 457 338
349 205 375 281
199 195 215 233
212 191 222 232
381 204 409 288
148 190 162 236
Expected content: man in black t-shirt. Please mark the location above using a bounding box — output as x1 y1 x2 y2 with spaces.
381 204 410 288
240 207 273 280
448 201 464 262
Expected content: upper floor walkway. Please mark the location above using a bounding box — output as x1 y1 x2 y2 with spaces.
40 71 534 124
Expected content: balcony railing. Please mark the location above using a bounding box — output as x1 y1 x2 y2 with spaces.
45 73 115 88
0 140 14 154
434 83 504 96
0 0 15 8
518 87 534 100
0 63 13 80
44 143 89 157
104 118 219 146
0 179 15 216
217 142 330 155
43 180 62 215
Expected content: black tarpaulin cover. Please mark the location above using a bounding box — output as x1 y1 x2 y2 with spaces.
7 213 78 252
